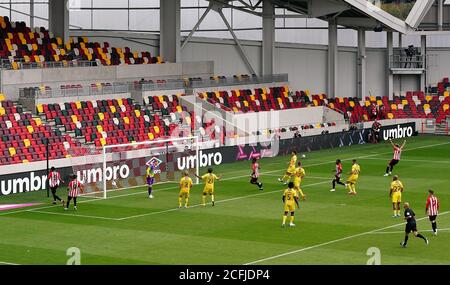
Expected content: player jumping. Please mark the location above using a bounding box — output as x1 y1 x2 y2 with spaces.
250 158 263 191
426 189 440 236
147 161 156 199
346 159 360 195
389 175 404 218
282 182 299 227
330 159 346 192
278 150 297 185
65 174 83 211
293 161 306 200
384 139 406 176
400 202 429 247
178 171 193 208
195 168 222 207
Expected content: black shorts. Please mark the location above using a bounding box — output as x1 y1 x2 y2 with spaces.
389 159 399 167
334 175 341 182
250 177 258 183
405 222 417 233
429 215 437 222
50 186 58 192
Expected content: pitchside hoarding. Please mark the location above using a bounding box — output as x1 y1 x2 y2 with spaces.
380 122 416 141
0 128 372 196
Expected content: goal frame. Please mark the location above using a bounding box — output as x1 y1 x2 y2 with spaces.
101 136 200 199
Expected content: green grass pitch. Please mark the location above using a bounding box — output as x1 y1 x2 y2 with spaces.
1 135 450 265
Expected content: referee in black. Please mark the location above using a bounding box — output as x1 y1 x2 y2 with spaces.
401 202 429 247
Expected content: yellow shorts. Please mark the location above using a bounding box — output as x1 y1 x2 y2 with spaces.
287 166 296 174
347 175 358 184
203 185 214 195
284 203 296 212
179 189 190 197
392 192 402 203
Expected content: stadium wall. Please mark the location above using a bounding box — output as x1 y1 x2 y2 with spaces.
69 31 450 98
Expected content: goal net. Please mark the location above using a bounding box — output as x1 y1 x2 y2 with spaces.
68 136 199 199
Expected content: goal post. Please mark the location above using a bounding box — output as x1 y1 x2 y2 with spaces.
68 136 200 199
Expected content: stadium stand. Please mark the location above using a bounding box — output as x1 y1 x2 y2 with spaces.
0 16 161 69
0 99 79 165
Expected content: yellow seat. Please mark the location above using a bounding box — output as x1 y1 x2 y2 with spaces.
363 114 368 121
9 147 16 156
424 104 430 110
110 105 116 113
313 100 318 106
22 160 29 164
0 94 5 102
243 101 249 107
34 55 40 62
34 118 42 126
154 126 160 134
315 123 321 128
176 106 182 113
117 98 123 106
98 112 104 121
349 101 355 108
444 91 449 98
402 99 408 106
96 125 103 133
23 139 30 148
100 138 106 146
391 104 397 110
329 102 334 109
56 37 63 45
0 107 5 116
370 96 376 102
71 115 78 123
377 100 383 106
426 95 432 102
236 90 240 97
339 97 344 104
261 94 266 101
148 133 154 140
27 125 34 134
124 117 130 124
443 104 449 112
157 56 162 64
134 110 141 117
387 113 394 119
12 62 19 70
75 101 82 109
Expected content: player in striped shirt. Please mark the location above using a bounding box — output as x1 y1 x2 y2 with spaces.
330 159 346 192
65 174 83 211
426 189 440 236
48 167 65 205
384 139 406 176
250 158 263 191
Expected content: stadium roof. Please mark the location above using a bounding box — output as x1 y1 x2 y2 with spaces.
211 0 446 34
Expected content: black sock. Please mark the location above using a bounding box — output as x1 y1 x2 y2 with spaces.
416 233 427 241
390 165 394 172
432 222 437 232
55 195 61 201
403 235 409 245
386 166 390 173
148 187 152 196
73 197 77 207
337 181 345 186
258 183 263 188
332 179 336 189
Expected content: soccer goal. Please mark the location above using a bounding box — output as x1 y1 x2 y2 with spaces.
68 136 200 199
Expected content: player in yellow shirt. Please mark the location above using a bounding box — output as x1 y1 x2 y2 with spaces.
178 171 193 208
389 175 404 218
282 182 300 227
278 151 298 185
293 161 306 200
195 168 222 206
346 159 360 195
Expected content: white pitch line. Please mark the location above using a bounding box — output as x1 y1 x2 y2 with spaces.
0 261 20 265
369 227 450 235
117 180 330 221
361 157 450 164
261 174 331 180
31 210 121 221
244 211 450 265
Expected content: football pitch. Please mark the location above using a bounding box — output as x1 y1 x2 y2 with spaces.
1 135 450 265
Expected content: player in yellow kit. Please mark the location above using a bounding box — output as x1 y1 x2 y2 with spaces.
278 151 298 185
282 182 300 227
178 171 193 208
195 168 222 206
346 159 360 195
389 175 404 218
293 161 306 200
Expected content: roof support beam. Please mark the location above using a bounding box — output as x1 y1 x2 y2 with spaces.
327 18 338 98
181 6 212 50
262 0 275 76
